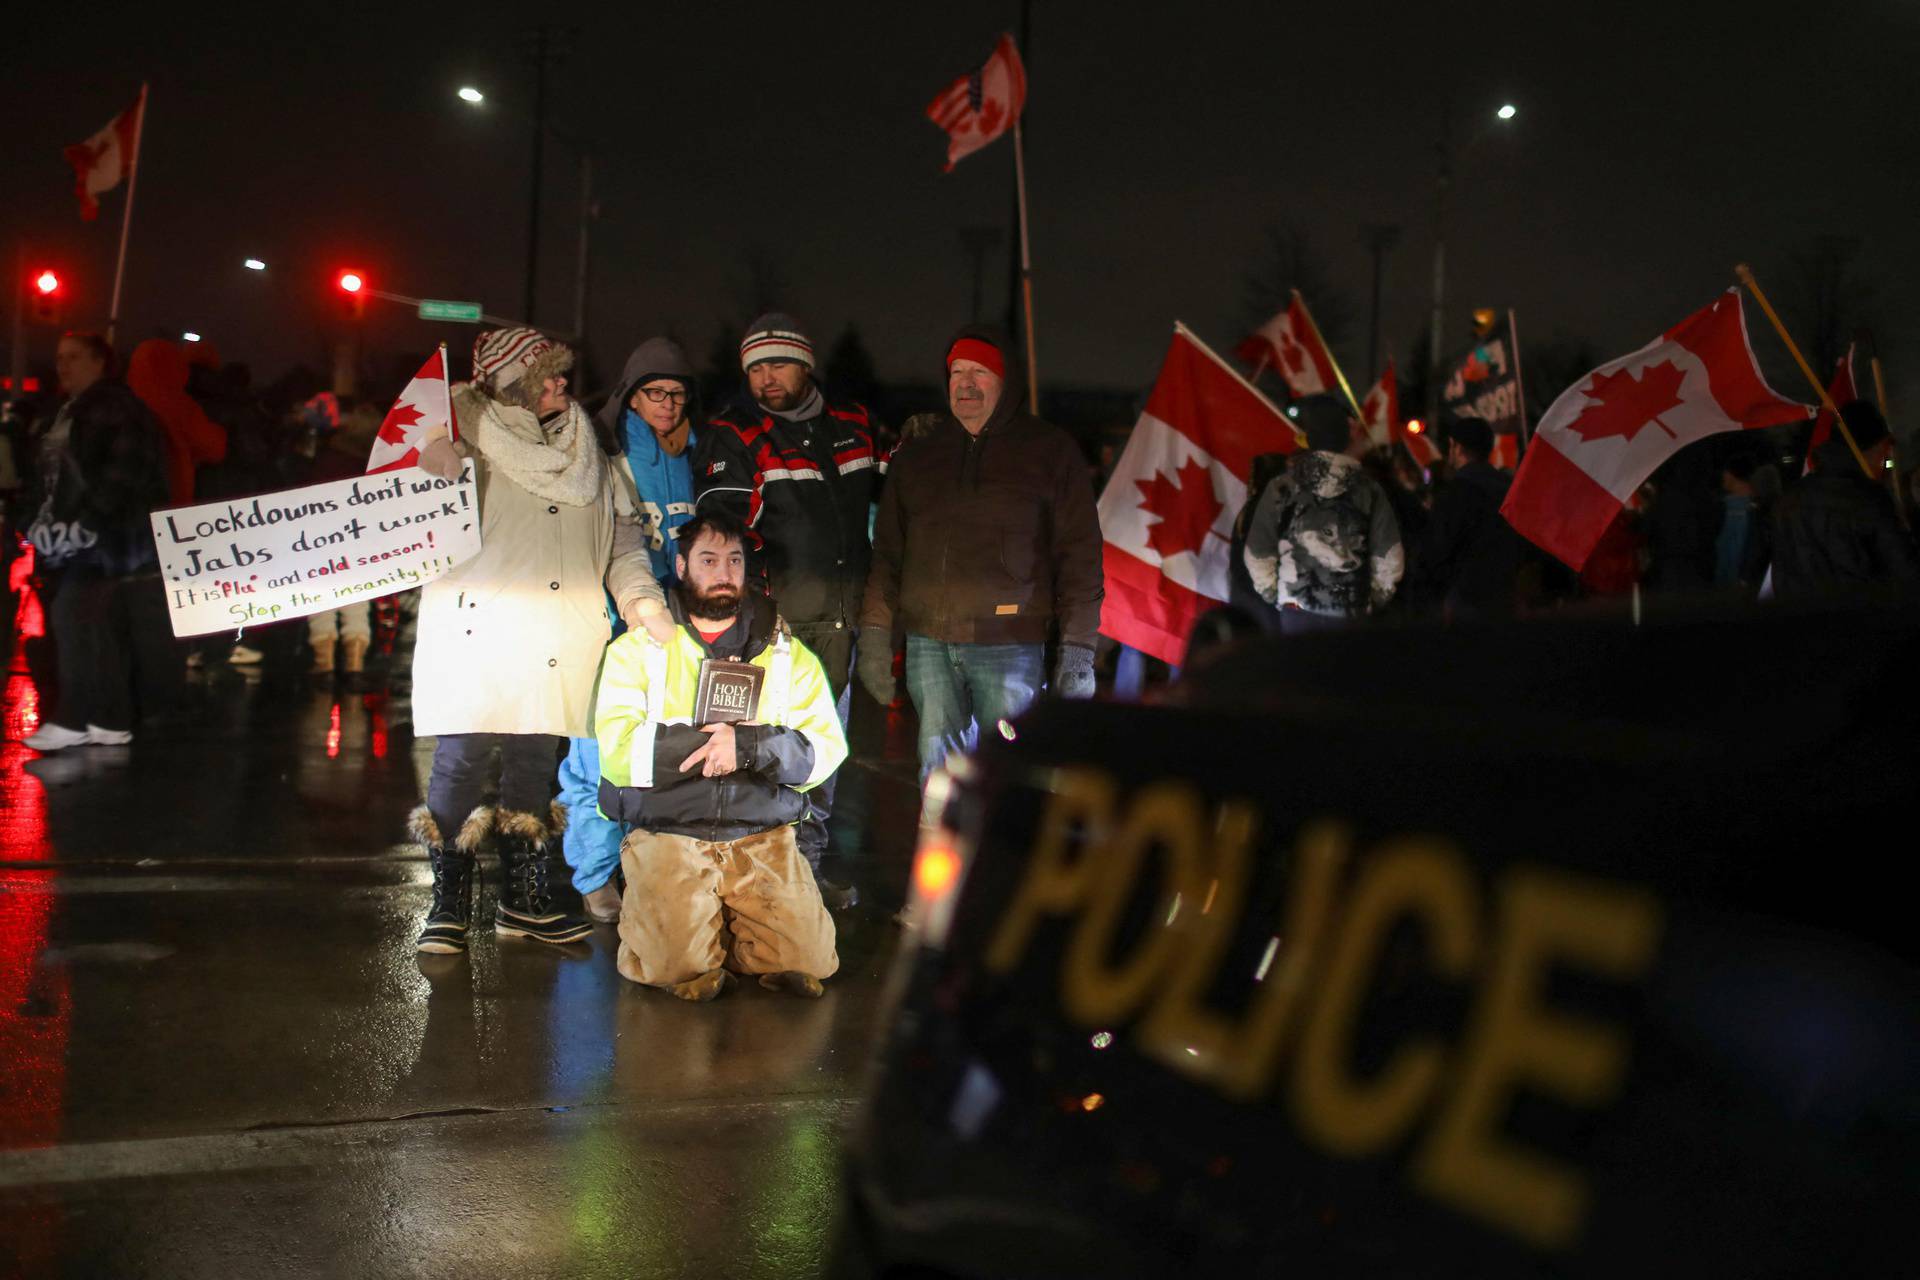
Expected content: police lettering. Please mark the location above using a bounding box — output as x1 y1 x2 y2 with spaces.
984 768 1662 1250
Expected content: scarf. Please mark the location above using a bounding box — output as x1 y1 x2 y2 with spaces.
467 392 606 507
767 384 824 424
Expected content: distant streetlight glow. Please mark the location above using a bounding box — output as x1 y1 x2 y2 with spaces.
182 332 202 343
457 86 484 104
1497 103 1517 120
244 258 267 271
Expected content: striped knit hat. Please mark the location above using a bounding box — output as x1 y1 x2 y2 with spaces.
473 327 568 389
739 313 814 371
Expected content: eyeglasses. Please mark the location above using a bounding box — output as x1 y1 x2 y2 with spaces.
638 386 688 405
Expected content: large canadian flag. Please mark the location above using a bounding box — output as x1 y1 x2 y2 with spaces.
926 35 1027 171
1502 290 1809 569
367 347 456 474
63 88 145 221
1235 292 1337 398
1100 324 1298 663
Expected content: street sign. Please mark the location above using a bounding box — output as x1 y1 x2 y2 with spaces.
417 299 484 323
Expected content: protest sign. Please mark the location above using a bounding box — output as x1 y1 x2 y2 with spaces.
149 460 482 636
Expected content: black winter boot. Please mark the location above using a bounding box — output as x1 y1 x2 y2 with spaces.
495 805 591 945
412 807 483 955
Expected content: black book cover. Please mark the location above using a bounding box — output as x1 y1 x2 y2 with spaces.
693 659 763 724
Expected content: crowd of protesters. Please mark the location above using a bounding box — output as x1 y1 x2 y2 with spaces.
2 315 1914 1004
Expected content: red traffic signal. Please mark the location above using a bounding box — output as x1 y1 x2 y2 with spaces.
29 268 62 323
1406 418 1426 435
336 270 365 294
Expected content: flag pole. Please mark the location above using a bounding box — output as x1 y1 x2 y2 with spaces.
1013 117 1039 414
438 342 457 445
1246 349 1269 383
1734 264 1877 483
1508 306 1532 450
106 84 148 347
1292 289 1365 422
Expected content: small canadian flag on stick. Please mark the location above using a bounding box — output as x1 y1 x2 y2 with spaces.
64 88 146 221
367 346 457 474
1236 293 1338 399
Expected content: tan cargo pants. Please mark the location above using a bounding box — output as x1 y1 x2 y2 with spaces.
615 825 839 989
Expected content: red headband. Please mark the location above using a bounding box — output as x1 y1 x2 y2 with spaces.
946 336 1005 379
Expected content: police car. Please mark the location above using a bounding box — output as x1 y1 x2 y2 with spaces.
836 600 1920 1277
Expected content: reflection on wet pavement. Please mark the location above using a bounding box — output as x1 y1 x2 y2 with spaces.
0 625 914 1277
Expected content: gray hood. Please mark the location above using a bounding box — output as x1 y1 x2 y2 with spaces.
596 336 697 443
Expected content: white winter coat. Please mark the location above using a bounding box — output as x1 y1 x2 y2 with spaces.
411 388 662 738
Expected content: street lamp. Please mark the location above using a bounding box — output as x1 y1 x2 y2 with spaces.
243 258 267 271
457 86 485 104
1426 101 1519 423
182 331 202 343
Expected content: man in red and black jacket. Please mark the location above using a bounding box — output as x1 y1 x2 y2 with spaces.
693 313 887 906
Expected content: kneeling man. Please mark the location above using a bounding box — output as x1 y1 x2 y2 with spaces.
595 511 845 1000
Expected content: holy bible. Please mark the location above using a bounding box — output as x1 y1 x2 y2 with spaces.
693 659 763 724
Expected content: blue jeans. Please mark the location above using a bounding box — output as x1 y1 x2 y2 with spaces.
558 737 623 894
904 637 1044 779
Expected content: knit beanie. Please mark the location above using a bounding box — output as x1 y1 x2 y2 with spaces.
1839 399 1889 451
739 313 814 371
473 327 572 391
1288 394 1357 453
1445 414 1494 460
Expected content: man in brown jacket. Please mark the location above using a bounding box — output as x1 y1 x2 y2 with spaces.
857 327 1104 777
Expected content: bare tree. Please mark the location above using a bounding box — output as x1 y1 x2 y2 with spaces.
1240 223 1357 365
1783 234 1879 382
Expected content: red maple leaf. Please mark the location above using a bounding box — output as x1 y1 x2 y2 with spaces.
976 100 1004 135
378 401 424 445
1136 457 1223 560
1460 349 1490 383
1566 360 1686 444
1277 328 1308 375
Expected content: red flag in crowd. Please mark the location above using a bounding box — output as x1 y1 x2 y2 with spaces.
1501 290 1810 570
1099 324 1298 663
1360 359 1399 446
367 347 455 474
1396 415 1442 468
1235 292 1337 398
926 34 1027 171
1803 345 1859 473
63 88 145 221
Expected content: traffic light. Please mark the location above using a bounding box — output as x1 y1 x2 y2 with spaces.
30 269 62 324
336 268 366 319
1405 418 1426 436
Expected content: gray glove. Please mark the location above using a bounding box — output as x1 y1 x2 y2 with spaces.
1052 644 1096 700
856 627 898 708
418 437 463 482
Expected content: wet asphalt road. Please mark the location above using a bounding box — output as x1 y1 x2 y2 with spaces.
0 635 922 1278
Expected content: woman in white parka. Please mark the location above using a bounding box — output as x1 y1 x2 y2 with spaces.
408 328 672 955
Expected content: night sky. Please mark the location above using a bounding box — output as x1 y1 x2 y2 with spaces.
6 0 1916 410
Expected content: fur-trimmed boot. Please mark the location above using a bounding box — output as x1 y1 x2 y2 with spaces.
413 806 491 954
495 803 591 945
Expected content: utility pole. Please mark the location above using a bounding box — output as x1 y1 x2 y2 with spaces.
521 25 571 326
572 152 596 374
1361 223 1400 384
7 246 25 404
1426 103 1451 425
